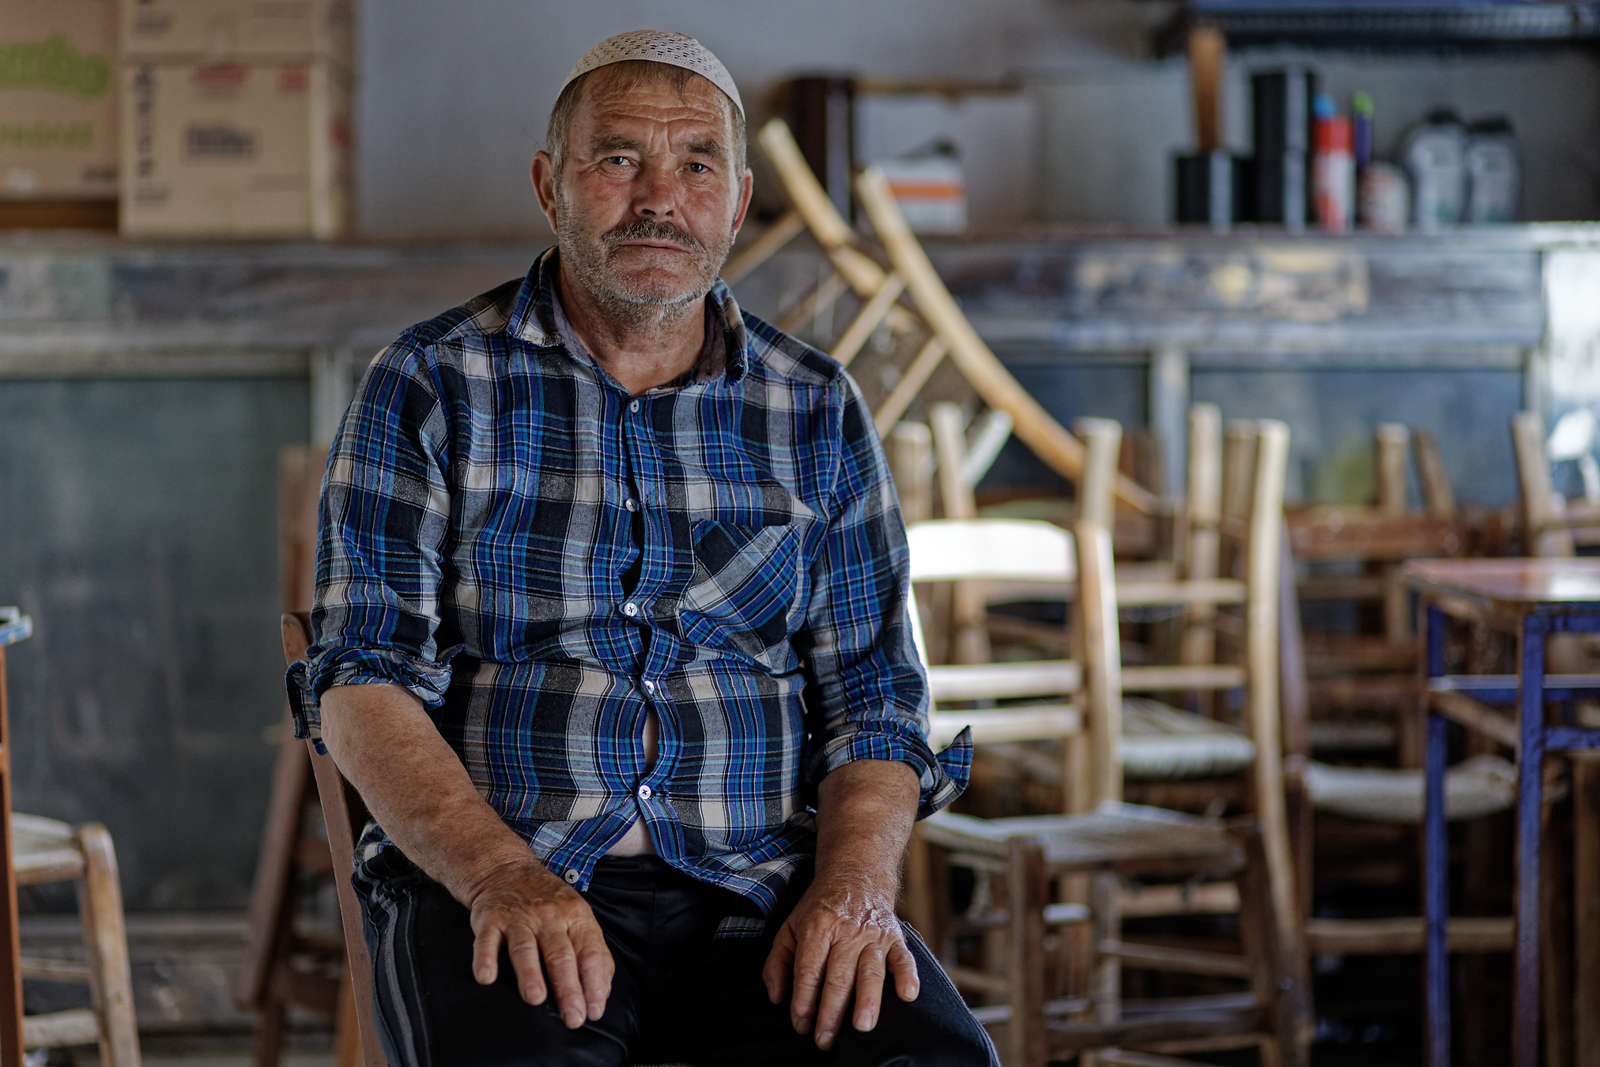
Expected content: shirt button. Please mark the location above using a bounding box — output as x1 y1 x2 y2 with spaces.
643 679 656 693
637 785 653 800
624 497 639 512
629 400 641 414
622 602 639 617
563 869 580 884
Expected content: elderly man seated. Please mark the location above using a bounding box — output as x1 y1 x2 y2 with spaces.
289 30 994 1067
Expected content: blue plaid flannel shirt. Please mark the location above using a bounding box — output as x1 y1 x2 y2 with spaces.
287 249 970 922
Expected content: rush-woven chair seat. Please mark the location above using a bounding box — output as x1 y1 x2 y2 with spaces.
1120 697 1257 782
921 801 1242 872
1304 754 1518 825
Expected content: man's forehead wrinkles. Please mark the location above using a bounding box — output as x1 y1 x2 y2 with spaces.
580 100 733 159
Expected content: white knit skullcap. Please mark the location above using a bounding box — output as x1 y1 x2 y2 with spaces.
560 30 743 120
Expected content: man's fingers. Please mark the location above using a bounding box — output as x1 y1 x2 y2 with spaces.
888 939 921 1002
538 932 589 1028
503 928 548 1005
471 924 503 986
573 927 615 1021
762 923 797 1005
812 941 863 1050
851 945 888 1032
788 925 835 1034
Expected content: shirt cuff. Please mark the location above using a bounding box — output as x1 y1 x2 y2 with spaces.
286 646 456 753
806 720 972 819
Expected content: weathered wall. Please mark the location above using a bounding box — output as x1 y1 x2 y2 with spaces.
0 379 308 909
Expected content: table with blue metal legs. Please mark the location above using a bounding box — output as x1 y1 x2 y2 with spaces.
1404 560 1600 1067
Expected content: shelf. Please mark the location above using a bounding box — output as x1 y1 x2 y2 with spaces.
1189 0 1600 44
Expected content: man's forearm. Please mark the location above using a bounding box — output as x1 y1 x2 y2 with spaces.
813 759 919 895
320 682 540 904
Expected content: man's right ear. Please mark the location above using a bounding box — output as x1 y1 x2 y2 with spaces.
531 151 560 232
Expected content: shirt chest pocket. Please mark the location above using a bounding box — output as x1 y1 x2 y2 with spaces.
678 518 808 666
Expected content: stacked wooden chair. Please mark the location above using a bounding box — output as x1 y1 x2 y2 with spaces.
0 609 142 1067
736 118 1154 517
1288 424 1464 767
901 504 1309 1066
236 447 385 1067
1154 420 1516 965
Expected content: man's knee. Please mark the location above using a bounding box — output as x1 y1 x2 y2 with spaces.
888 1016 999 1067
836 1003 997 1067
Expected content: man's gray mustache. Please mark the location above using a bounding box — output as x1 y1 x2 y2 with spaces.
603 221 705 255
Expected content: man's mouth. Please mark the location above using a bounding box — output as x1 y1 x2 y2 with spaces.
618 240 685 252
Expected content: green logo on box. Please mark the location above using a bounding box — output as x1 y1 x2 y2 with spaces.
0 122 94 148
0 36 109 100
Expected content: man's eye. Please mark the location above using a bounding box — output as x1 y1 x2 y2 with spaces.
686 162 711 174
604 156 633 167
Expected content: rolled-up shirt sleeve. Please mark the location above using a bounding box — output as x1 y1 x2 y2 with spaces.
286 336 457 746
797 376 971 818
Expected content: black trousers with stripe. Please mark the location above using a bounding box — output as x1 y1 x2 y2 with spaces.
353 848 997 1067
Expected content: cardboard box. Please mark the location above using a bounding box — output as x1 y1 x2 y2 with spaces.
122 0 351 61
121 58 349 237
0 0 119 199
855 91 1037 230
875 154 966 234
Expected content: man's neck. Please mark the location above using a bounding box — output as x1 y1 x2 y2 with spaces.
556 260 707 397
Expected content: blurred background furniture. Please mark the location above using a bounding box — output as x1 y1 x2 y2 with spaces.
2 610 141 1067
1406 558 1600 1067
904 518 1308 1067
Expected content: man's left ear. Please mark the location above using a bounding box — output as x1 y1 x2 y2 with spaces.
731 168 755 235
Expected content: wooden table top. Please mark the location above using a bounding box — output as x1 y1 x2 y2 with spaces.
1403 558 1600 610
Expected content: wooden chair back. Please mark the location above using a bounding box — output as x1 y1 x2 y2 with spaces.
852 163 1153 514
1512 409 1600 557
743 120 1158 515
1112 419 1301 959
280 612 387 1067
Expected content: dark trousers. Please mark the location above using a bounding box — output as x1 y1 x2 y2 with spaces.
353 849 997 1067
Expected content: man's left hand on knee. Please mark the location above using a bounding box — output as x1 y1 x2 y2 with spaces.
762 870 920 1050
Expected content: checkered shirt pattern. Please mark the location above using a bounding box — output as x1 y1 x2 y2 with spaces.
287 250 970 920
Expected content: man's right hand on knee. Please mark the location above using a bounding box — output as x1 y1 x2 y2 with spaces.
464 856 616 1029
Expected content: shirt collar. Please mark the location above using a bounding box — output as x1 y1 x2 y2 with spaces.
509 247 749 384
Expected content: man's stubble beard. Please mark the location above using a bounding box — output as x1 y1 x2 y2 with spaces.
555 182 736 328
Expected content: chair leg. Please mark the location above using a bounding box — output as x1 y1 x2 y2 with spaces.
74 824 140 1067
333 968 362 1067
1006 839 1048 1067
1236 823 1309 1067
1089 873 1121 1025
901 826 935 941
253 999 286 1067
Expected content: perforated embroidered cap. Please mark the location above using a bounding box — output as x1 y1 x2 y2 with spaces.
560 30 743 120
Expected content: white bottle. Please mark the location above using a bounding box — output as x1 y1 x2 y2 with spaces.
1465 119 1519 224
1403 111 1468 231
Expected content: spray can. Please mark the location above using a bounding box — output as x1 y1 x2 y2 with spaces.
1312 94 1354 233
1352 91 1374 174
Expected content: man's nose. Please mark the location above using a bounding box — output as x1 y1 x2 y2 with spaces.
632 162 680 218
